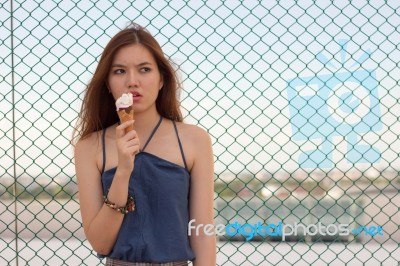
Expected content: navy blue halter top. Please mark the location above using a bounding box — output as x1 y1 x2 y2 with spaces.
99 117 195 263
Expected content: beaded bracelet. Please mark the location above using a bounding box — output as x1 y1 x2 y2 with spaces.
103 193 136 214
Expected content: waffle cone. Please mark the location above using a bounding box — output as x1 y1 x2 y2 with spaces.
117 106 134 132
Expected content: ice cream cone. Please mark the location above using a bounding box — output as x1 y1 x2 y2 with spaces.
117 106 134 132
116 93 134 132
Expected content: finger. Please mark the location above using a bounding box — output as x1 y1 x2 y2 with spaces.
124 129 138 139
116 120 135 138
126 139 140 148
119 120 135 130
123 146 140 156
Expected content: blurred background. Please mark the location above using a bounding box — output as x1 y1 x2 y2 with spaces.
1 0 399 265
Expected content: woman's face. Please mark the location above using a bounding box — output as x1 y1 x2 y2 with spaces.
108 44 163 113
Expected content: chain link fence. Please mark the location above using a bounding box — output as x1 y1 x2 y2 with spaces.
1 1 399 265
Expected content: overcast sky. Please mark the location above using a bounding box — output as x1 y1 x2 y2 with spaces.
1 0 399 184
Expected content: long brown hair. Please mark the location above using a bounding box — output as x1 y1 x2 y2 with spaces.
72 23 182 143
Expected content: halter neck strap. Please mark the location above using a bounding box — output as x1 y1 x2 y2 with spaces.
141 116 163 152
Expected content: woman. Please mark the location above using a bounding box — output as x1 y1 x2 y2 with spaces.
73 24 216 265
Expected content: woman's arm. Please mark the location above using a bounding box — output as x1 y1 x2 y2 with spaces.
188 127 217 266
75 121 138 255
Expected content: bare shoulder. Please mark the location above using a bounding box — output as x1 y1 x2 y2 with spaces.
74 131 101 156
174 122 213 172
74 130 103 172
175 122 211 148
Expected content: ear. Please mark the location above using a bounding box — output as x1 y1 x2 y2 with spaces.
159 80 164 90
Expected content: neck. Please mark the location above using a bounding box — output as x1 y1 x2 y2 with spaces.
133 109 161 134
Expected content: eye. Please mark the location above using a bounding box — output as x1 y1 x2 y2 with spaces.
113 69 125 74
140 67 151 73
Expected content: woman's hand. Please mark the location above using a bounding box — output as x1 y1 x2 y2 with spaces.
115 120 140 174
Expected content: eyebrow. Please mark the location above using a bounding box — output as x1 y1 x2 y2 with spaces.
110 62 152 68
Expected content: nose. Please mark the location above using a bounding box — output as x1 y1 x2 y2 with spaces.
126 71 139 88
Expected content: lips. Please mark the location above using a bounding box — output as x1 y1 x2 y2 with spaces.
130 91 141 97
130 91 142 101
